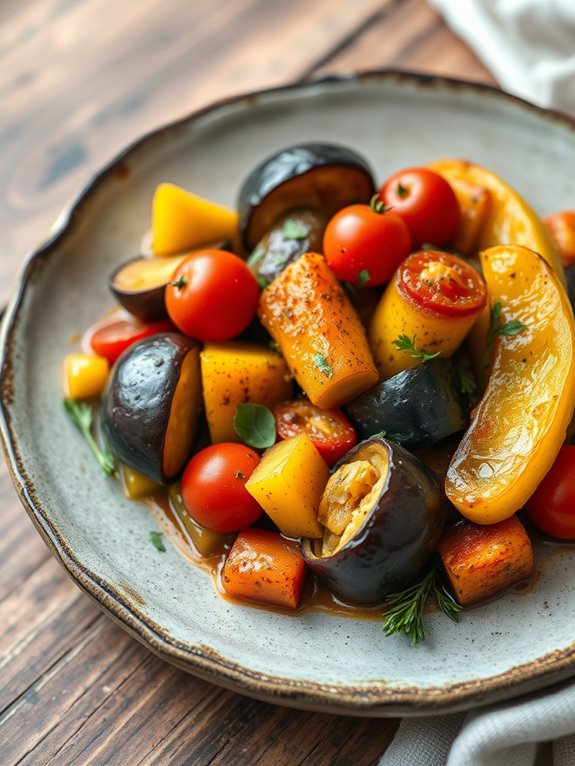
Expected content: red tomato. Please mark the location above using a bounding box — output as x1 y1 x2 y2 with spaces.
86 313 173 364
380 168 460 248
165 250 259 341
525 446 575 539
399 250 486 317
274 398 357 467
323 203 410 286
181 444 263 533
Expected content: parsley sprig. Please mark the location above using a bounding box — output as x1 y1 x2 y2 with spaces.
392 334 440 363
383 562 461 645
63 399 116 476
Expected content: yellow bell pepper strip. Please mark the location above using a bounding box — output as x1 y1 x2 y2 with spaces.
151 183 240 255
258 252 378 409
437 516 533 607
63 353 109 400
245 434 329 539
445 244 575 524
369 250 487 379
200 342 292 444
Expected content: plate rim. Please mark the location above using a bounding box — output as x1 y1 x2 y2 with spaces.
2 69 575 717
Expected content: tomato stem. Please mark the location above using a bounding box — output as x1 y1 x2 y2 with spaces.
369 193 387 215
169 275 188 290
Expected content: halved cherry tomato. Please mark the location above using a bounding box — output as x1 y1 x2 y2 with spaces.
399 250 486 317
165 249 259 341
525 446 575 539
323 203 410 287
380 168 460 248
85 312 173 365
273 398 357 467
181 443 263 533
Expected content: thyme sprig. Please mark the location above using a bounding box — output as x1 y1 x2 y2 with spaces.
63 399 116 476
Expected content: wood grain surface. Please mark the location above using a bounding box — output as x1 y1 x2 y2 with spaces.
0 1 492 764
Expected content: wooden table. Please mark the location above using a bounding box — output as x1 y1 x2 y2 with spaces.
0 2 493 763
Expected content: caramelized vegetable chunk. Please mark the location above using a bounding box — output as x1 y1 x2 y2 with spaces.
245 434 329 538
448 178 491 255
63 353 109 400
544 211 575 267
446 245 575 523
437 517 533 606
259 252 378 408
200 342 292 443
222 528 306 609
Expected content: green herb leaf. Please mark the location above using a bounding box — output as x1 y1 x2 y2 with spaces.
63 399 116 476
149 530 166 553
392 334 440 363
313 352 333 379
382 561 462 645
233 402 276 449
268 340 281 354
483 301 527 368
257 275 270 291
247 246 266 269
455 366 477 396
357 269 371 288
282 219 308 240
343 282 358 302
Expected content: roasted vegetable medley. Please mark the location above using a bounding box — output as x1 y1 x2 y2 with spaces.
62 143 575 644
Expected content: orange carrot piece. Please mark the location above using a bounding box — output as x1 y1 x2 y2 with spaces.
544 211 575 267
222 528 306 609
437 516 533 607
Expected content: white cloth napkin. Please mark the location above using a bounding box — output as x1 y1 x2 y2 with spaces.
428 0 575 115
379 4 575 763
380 678 575 765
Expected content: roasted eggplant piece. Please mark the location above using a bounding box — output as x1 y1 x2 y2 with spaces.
238 143 375 250
109 254 188 322
101 333 202 483
302 436 445 604
248 208 327 286
345 359 468 449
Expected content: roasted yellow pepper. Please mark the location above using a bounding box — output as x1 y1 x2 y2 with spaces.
245 434 328 538
259 252 378 408
152 183 239 255
445 245 575 524
63 353 109 400
201 342 292 443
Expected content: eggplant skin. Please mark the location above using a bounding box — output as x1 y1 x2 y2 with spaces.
101 333 198 483
301 437 445 604
109 256 168 323
346 359 469 450
238 143 375 250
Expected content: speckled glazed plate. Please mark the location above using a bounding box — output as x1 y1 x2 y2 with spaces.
2 71 575 717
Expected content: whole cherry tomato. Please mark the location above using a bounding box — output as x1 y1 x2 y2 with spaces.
323 202 411 287
380 168 460 248
165 250 259 341
85 312 173 364
525 446 575 539
274 398 357 467
181 443 263 533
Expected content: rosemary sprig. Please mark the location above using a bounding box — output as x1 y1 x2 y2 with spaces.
383 562 462 645
63 398 116 476
392 334 441 364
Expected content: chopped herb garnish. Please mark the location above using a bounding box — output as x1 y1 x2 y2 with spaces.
455 366 477 396
169 275 188 290
313 352 333 379
63 399 116 476
357 269 371 288
233 402 276 449
268 340 281 354
149 531 166 553
383 561 462 645
483 301 527 368
257 275 270 291
392 334 440 363
247 246 265 269
282 219 308 240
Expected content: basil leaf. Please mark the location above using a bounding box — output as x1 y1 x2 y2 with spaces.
149 531 166 552
233 402 276 449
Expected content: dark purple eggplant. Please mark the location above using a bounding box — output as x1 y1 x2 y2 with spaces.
247 208 327 288
101 333 202 483
109 254 188 322
345 359 469 449
301 436 445 604
238 143 375 250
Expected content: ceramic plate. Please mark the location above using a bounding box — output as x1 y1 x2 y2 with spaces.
2 72 575 717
